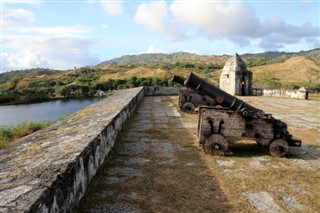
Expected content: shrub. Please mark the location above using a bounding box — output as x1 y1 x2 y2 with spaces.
0 120 54 150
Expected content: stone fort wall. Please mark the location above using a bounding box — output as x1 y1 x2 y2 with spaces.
0 87 180 213
252 88 308 100
0 85 307 212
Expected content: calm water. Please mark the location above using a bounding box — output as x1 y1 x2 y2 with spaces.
0 99 100 126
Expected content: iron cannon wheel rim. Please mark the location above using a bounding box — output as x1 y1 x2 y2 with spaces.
203 134 228 156
269 139 289 157
182 102 195 113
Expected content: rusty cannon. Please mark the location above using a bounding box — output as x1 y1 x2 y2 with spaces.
172 75 215 113
172 72 302 157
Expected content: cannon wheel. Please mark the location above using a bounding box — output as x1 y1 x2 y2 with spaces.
182 102 195 113
203 134 228 156
268 139 289 157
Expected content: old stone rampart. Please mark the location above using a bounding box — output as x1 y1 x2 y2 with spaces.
252 88 308 100
143 86 181 96
0 87 153 212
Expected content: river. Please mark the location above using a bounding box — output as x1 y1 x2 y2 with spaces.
0 99 101 126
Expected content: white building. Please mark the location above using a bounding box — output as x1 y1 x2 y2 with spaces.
220 54 253 96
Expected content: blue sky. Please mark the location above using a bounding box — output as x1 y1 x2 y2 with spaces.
1 0 319 72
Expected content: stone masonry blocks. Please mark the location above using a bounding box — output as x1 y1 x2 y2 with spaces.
0 87 144 213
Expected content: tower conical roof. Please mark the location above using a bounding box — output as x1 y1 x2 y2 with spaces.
222 53 247 73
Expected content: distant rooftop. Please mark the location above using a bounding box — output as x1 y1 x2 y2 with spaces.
222 53 247 73
297 87 307 92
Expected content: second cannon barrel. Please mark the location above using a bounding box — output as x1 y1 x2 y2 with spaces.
183 72 261 114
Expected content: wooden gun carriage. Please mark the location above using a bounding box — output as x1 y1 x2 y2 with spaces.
173 72 301 157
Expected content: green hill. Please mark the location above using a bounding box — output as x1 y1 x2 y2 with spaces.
0 68 61 84
98 52 230 67
98 48 320 66
1 49 319 105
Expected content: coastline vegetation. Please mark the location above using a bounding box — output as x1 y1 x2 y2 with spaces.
0 67 179 105
0 120 54 150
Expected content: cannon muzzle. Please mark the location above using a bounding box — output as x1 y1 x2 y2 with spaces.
172 75 185 85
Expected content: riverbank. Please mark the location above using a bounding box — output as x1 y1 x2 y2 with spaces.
0 120 54 150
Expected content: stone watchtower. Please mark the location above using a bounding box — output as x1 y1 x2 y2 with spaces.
219 53 253 96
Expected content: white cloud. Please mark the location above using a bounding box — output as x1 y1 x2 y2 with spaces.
2 7 36 28
134 1 260 40
2 51 49 70
135 0 319 50
170 1 261 38
146 45 168 54
2 25 100 71
135 1 167 33
146 45 156 53
2 1 100 71
134 0 183 38
100 0 124 16
17 25 92 36
257 19 319 49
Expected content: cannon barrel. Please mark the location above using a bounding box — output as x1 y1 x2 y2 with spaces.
181 72 261 114
172 75 185 85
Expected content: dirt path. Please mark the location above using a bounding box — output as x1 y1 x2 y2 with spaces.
78 96 320 213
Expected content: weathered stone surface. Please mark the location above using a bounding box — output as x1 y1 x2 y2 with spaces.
150 142 175 158
121 141 175 158
0 87 144 212
250 159 266 170
108 167 143 177
106 167 143 184
242 191 280 213
144 86 181 96
122 157 151 165
91 203 135 213
175 144 196 152
280 196 306 210
0 185 33 206
234 171 246 179
121 142 149 154
216 160 235 167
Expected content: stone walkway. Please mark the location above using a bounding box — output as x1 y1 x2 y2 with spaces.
240 96 320 131
77 96 230 212
78 96 320 212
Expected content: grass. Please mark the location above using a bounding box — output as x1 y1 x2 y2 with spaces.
0 120 54 150
309 93 320 101
250 56 320 87
0 112 74 150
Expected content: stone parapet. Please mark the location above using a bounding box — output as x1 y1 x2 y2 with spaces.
144 86 181 96
252 88 308 100
0 87 144 212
